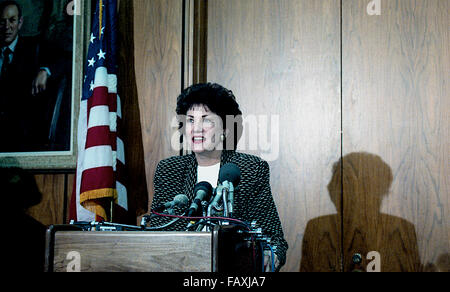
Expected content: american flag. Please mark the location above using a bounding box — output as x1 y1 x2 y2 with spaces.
70 0 127 222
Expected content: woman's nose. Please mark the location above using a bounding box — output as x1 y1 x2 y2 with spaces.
192 120 203 132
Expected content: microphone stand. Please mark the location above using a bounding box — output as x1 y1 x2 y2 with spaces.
207 184 224 217
217 180 234 218
222 181 229 217
227 182 234 218
194 203 209 231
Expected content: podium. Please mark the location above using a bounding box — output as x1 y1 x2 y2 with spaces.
45 224 262 272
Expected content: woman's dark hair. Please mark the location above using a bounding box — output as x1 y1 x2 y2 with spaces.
176 83 243 150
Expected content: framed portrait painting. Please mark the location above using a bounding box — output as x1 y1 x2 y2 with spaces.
0 0 91 170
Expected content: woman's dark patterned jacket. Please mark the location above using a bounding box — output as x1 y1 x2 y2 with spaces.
149 150 288 269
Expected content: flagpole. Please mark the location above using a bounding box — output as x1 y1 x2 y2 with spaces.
110 198 114 222
99 0 103 39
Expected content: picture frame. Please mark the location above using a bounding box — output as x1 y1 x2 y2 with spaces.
0 0 91 170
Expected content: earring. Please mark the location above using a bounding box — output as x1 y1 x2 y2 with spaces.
220 133 226 141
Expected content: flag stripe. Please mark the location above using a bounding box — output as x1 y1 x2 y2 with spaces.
115 159 125 180
93 67 109 88
108 74 117 94
117 95 122 119
87 105 110 128
116 136 125 164
80 168 115 196
116 181 127 210
109 111 117 132
88 87 110 107
85 126 116 149
83 145 113 169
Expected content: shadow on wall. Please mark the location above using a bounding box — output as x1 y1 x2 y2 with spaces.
423 253 450 272
0 165 46 271
300 152 422 272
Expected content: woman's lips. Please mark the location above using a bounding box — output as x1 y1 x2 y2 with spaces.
192 136 205 144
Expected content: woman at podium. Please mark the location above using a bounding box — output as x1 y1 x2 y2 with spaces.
149 83 288 271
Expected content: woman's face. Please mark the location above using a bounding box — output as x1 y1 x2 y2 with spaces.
185 104 224 153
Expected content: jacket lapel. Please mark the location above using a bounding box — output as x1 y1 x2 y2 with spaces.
183 154 197 200
220 150 234 166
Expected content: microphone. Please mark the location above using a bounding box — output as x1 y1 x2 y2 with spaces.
218 163 241 217
207 163 241 217
153 194 189 213
187 181 213 217
218 163 241 186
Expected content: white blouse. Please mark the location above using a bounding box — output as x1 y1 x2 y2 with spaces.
197 162 220 188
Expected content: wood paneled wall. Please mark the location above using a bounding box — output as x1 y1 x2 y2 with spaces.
133 0 184 210
117 0 149 221
26 174 73 226
132 0 448 272
206 0 342 272
342 0 449 271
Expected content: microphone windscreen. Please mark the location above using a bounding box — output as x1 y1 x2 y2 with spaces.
193 181 213 201
218 163 241 186
173 194 189 208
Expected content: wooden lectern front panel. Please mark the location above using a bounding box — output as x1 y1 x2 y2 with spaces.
53 231 212 272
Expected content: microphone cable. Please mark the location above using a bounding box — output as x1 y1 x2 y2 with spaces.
259 241 275 272
150 210 251 231
268 243 275 272
143 210 189 231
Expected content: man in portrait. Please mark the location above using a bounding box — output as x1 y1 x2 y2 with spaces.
0 0 70 152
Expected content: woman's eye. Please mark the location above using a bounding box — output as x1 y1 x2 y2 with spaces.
187 118 194 123
203 119 214 126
